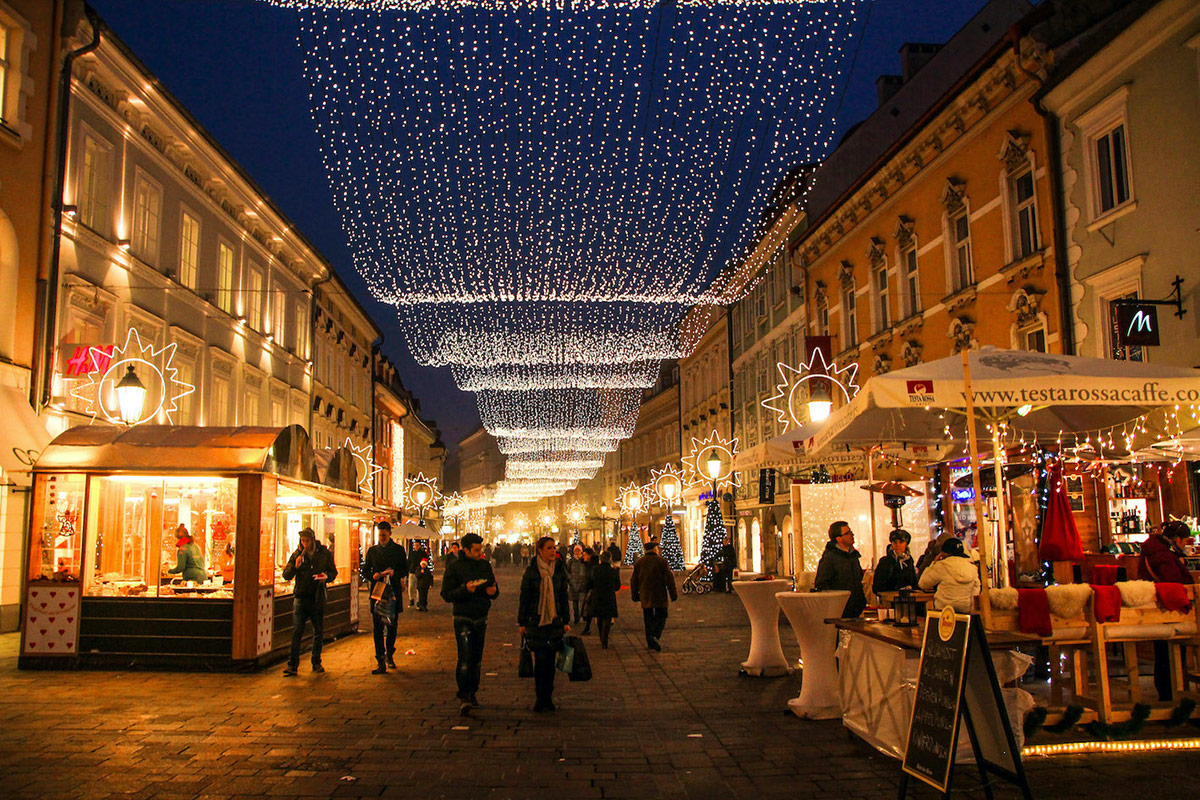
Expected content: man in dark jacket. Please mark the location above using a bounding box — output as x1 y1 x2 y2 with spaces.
566 544 588 623
441 533 499 714
606 541 622 565
281 528 337 675
813 520 865 618
518 536 571 712
362 521 409 674
407 542 425 606
716 537 738 593
631 541 678 651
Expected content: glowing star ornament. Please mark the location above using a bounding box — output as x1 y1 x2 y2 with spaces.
618 482 646 516
342 437 383 494
407 472 441 512
566 502 587 527
69 328 195 426
684 431 740 491
650 463 685 507
761 350 860 429
442 492 468 521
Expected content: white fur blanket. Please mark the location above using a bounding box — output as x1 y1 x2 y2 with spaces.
1045 584 1092 620
990 587 1018 610
1116 580 1157 608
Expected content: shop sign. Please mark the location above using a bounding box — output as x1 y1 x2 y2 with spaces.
1114 303 1160 347
63 344 115 376
950 488 975 503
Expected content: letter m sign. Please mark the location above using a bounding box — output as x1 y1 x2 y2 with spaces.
1114 303 1160 347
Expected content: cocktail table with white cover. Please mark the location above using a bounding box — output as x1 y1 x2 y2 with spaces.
776 590 850 719
731 579 792 676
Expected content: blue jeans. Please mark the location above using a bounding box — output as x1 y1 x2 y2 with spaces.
453 616 488 698
288 595 324 668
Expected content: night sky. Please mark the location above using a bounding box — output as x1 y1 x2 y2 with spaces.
87 0 989 454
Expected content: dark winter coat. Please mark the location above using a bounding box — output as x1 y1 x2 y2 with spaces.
1139 534 1191 584
606 543 622 564
587 561 621 618
718 542 737 569
813 541 865 618
440 555 499 620
362 540 409 608
630 551 677 609
872 549 917 594
407 547 425 574
415 560 434 589
281 542 337 600
566 556 588 594
517 558 570 631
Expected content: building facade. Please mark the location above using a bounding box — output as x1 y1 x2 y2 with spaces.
1040 0 1200 370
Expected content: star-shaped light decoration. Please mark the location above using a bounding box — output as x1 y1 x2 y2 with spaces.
684 430 740 491
407 472 441 512
649 463 686 507
617 481 646 516
442 492 467 521
342 438 383 495
69 328 196 426
761 349 859 429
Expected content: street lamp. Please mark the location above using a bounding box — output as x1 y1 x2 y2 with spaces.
706 449 723 493
807 379 833 422
115 364 148 425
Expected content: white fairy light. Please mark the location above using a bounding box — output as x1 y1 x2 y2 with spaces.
266 0 862 505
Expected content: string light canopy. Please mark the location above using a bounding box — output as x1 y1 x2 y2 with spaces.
265 0 863 504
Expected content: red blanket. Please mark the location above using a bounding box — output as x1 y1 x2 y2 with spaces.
1091 565 1119 586
1017 588 1053 637
1156 582 1192 613
1091 584 1121 623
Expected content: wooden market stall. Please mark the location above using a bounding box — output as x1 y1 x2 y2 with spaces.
20 425 384 670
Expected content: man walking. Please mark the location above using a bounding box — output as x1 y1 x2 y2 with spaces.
362 520 408 674
440 533 499 715
282 528 337 676
566 543 588 624
407 541 424 606
717 536 738 593
631 540 677 652
606 540 622 565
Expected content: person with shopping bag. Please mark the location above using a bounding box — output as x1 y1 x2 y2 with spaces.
518 536 570 712
362 520 408 674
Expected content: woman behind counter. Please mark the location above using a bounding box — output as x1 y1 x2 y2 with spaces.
168 525 206 582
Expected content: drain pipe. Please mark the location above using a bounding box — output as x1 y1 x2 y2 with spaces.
36 7 101 410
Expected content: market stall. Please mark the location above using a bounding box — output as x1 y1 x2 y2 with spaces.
20 425 382 670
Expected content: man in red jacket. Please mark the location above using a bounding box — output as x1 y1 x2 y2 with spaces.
1138 520 1194 701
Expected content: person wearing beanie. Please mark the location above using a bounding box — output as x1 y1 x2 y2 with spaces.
630 540 677 651
917 537 980 613
813 520 866 618
872 528 917 595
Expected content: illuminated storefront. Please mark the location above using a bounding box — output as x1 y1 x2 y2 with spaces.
20 425 383 670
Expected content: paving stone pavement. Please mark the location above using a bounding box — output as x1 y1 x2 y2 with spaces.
2 563 1199 799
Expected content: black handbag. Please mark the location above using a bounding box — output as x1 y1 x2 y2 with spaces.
518 635 534 679
564 634 592 682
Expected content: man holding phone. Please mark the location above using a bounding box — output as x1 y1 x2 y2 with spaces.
282 528 338 676
440 533 499 714
362 520 409 674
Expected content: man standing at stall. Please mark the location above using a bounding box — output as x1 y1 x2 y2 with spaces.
440 533 499 715
282 528 337 676
814 520 865 618
362 520 409 674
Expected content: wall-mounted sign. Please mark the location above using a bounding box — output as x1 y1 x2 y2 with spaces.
1114 303 1160 347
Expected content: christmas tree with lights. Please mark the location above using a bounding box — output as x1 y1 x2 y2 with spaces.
698 498 725 577
623 525 644 566
660 515 684 571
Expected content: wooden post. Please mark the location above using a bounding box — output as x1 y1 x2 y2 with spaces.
991 428 1010 589
962 349 993 630
231 474 263 661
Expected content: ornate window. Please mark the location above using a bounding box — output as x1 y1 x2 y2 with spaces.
839 263 858 349
942 179 973 292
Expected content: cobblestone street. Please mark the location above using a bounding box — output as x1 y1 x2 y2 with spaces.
2 564 1199 799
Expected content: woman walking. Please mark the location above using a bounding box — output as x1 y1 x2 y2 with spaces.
518 536 570 712
588 551 621 649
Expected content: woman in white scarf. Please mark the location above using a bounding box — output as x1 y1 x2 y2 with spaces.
518 536 570 712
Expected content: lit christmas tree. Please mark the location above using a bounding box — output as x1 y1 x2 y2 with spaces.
660 515 684 571
698 498 725 578
623 525 644 566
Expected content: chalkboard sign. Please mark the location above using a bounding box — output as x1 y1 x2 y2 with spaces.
902 607 970 791
900 609 1032 799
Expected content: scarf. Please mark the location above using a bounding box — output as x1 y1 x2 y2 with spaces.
537 556 557 627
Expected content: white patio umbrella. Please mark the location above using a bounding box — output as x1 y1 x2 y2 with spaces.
395 520 452 541
806 347 1200 624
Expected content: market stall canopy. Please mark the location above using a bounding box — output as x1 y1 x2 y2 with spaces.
34 424 320 482
809 348 1200 455
0 386 53 486
394 520 452 541
324 446 361 493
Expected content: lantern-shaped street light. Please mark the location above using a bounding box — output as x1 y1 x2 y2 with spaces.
706 449 723 493
807 379 833 423
115 364 148 426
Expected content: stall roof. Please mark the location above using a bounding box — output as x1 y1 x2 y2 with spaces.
34 425 320 482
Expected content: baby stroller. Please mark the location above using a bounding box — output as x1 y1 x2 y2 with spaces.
680 562 711 594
